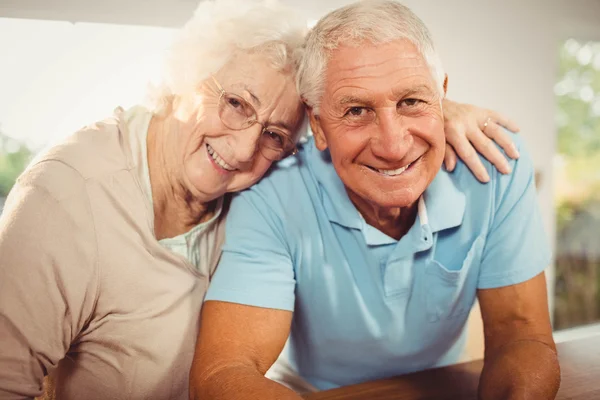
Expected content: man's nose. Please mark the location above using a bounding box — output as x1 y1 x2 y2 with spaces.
370 109 413 160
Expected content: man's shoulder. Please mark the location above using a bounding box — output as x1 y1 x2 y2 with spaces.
452 134 533 197
438 133 536 234
238 146 316 204
228 146 323 235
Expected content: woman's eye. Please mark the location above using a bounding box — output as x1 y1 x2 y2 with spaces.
228 98 242 108
264 130 284 146
225 95 254 117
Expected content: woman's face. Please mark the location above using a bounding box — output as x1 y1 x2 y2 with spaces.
173 52 304 203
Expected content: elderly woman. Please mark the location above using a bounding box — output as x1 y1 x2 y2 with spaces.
0 1 518 399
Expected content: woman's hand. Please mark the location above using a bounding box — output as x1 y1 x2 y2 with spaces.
443 99 521 183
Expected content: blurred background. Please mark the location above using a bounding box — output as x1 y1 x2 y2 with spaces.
1 0 599 353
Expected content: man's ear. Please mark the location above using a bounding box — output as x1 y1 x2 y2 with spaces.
443 74 448 97
307 107 328 151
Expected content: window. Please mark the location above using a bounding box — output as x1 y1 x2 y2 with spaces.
0 18 174 211
554 39 600 330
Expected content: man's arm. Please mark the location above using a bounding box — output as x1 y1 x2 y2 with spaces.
189 301 302 400
189 168 301 399
477 272 560 400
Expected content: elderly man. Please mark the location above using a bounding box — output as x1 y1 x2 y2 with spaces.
190 1 560 399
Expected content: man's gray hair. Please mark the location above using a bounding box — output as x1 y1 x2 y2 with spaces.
148 0 307 115
297 0 445 114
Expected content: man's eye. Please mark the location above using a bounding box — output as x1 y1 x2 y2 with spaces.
398 98 424 108
345 107 367 117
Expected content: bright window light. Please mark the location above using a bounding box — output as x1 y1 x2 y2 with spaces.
0 18 176 151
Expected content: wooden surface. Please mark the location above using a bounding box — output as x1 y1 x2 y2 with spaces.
303 334 600 400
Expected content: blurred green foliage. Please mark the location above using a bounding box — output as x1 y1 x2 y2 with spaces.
0 128 33 198
554 39 600 330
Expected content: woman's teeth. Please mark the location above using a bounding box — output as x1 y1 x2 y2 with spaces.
207 144 236 171
376 162 412 176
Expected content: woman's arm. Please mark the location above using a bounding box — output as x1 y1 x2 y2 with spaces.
0 161 98 399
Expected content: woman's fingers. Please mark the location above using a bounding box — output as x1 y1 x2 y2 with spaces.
452 136 491 183
484 120 521 160
444 143 458 172
489 110 520 134
470 128 512 174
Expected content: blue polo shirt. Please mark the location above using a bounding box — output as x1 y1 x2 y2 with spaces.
205 135 551 390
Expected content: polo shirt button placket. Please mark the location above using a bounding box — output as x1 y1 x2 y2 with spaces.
420 226 434 252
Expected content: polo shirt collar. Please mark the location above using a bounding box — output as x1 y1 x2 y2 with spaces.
306 141 363 231
423 167 466 233
305 139 466 235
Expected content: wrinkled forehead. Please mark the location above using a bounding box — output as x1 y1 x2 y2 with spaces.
215 51 305 130
323 39 439 101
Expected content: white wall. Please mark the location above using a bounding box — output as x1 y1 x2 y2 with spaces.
0 0 197 27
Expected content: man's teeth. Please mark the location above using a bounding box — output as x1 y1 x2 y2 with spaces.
207 144 236 171
376 162 412 176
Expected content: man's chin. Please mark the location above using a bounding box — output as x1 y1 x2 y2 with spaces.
356 187 422 210
381 179 428 204
374 195 420 210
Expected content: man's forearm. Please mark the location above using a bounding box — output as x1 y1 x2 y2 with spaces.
478 339 560 400
190 364 303 400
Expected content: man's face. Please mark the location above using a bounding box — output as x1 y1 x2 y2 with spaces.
309 39 446 210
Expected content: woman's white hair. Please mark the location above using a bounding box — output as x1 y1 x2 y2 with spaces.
148 0 307 116
297 0 445 114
